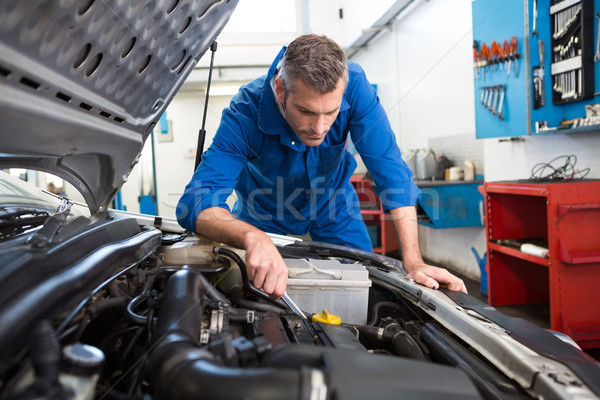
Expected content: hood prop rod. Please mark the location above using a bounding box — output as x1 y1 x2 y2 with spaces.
194 41 218 172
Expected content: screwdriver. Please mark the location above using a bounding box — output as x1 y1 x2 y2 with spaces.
491 40 499 70
480 42 490 80
503 39 511 76
473 40 479 79
510 36 519 77
493 41 505 71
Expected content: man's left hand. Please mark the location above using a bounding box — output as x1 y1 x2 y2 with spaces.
404 261 468 293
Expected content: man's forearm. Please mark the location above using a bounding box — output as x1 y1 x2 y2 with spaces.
388 206 467 292
195 206 267 249
388 206 423 266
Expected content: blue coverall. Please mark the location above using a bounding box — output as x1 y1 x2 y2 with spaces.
177 47 420 252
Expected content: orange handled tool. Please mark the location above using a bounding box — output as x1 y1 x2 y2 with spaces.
503 39 511 74
480 42 491 80
473 40 479 79
491 40 499 70
510 36 519 77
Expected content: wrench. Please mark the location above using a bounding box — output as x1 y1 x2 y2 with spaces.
281 292 307 319
532 0 539 38
491 86 499 116
595 12 600 62
498 85 505 120
486 86 494 111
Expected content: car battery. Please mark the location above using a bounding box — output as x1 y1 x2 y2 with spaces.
284 258 371 325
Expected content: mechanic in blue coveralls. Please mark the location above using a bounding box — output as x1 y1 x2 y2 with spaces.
178 34 467 298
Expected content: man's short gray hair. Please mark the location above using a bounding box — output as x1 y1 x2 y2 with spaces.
279 34 348 96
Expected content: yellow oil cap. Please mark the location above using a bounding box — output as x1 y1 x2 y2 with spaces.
311 310 341 325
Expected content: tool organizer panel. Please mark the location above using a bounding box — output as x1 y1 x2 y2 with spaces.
472 0 600 138
549 0 594 105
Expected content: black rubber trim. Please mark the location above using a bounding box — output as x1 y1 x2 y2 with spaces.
441 289 600 397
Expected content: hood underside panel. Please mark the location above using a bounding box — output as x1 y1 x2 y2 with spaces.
0 0 238 213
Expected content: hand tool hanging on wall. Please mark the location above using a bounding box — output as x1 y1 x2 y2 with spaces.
549 0 593 104
480 42 490 80
539 40 545 105
497 85 506 120
491 41 505 70
473 40 479 79
503 39 511 74
510 36 519 77
594 12 600 62
552 3 582 40
533 40 545 109
479 85 506 120
532 0 539 37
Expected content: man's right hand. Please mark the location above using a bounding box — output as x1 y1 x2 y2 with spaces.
242 230 288 298
195 207 288 299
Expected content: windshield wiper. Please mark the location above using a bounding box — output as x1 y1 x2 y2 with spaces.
27 198 73 248
0 208 50 240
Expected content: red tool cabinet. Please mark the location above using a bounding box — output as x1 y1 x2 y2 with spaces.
480 180 600 349
350 176 399 254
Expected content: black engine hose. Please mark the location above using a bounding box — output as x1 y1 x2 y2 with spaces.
126 293 158 325
229 286 285 314
367 301 405 326
213 247 286 310
197 259 231 306
147 268 316 400
125 273 158 325
355 325 427 360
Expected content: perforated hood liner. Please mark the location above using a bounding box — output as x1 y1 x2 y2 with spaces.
0 0 238 213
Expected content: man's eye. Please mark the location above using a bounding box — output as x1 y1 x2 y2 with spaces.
300 109 313 115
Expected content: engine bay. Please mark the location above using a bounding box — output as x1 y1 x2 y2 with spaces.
1 220 544 400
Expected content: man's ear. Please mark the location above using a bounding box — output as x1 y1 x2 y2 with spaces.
274 77 285 104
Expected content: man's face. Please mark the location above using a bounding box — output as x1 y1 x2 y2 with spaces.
275 76 345 147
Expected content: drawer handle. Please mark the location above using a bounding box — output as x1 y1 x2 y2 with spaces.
559 240 600 264
557 202 600 218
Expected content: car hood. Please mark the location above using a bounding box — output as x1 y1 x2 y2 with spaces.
0 0 238 214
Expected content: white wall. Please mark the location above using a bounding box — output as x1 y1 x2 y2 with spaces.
346 0 483 279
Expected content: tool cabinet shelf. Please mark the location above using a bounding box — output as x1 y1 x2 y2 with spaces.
480 180 600 349
350 176 399 255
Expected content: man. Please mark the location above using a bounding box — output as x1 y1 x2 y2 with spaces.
177 34 466 298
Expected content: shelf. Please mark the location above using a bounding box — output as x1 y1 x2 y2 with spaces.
416 181 484 229
488 242 550 267
351 176 398 255
482 180 600 349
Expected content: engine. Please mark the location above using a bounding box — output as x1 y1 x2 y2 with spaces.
0 231 522 400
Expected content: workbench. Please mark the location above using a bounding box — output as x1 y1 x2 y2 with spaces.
480 180 600 349
351 176 485 253
416 180 484 229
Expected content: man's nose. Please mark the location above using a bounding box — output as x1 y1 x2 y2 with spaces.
310 115 327 135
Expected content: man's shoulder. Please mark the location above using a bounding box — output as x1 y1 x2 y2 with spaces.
232 75 266 103
346 60 367 81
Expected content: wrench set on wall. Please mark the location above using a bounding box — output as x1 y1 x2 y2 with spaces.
479 85 506 120
548 0 594 105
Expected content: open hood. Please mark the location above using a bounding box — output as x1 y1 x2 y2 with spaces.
0 0 238 213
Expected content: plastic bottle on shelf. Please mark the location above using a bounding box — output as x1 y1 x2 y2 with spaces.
416 149 436 180
464 160 475 181
520 243 549 258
